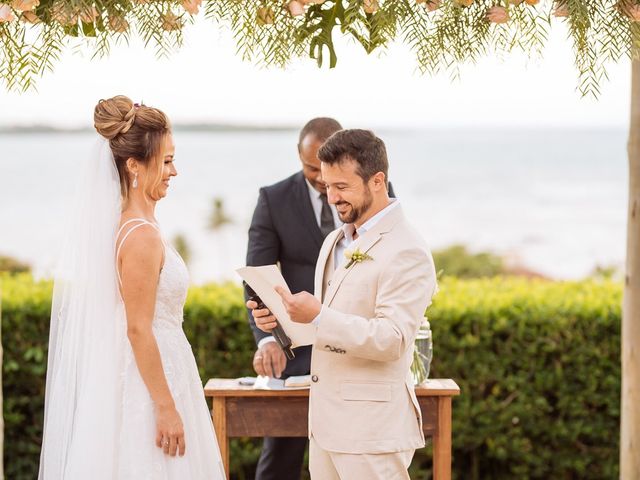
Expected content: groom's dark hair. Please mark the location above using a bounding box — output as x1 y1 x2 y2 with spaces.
318 129 389 187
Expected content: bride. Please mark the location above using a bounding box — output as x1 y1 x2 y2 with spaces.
39 95 225 479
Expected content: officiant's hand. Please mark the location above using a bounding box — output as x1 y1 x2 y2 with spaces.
275 286 321 324
253 342 286 378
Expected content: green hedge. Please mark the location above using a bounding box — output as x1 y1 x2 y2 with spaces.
1 275 621 479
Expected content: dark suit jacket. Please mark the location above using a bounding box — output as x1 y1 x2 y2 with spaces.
246 171 395 377
246 172 319 376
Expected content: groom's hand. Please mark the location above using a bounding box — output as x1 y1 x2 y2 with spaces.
252 342 286 378
275 286 321 324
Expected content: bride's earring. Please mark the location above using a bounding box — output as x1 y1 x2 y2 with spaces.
133 172 138 189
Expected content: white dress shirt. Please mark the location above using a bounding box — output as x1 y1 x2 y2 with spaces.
313 198 400 326
334 198 399 269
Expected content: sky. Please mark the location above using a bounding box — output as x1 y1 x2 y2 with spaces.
0 16 632 129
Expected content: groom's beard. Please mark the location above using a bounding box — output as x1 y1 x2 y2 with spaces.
336 186 373 225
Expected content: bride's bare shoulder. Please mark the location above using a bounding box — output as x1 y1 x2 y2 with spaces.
116 219 162 260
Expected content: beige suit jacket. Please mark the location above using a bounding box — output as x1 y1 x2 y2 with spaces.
308 204 437 454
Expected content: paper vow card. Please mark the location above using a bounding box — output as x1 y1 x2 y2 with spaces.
237 265 316 347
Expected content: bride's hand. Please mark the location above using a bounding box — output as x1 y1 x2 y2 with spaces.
155 404 186 457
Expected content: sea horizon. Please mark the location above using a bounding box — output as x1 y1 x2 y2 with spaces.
0 126 627 284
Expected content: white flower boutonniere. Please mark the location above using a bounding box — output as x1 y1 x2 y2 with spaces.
344 248 373 269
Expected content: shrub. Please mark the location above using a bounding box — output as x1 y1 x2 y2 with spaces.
432 245 504 278
1 275 621 479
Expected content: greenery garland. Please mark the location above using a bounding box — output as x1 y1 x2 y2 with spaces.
0 0 638 95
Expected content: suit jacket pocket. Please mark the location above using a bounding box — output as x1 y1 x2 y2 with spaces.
340 381 392 402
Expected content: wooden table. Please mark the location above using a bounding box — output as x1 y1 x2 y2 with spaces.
204 378 460 479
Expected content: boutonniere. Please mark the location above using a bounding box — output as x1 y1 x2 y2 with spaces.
344 248 373 269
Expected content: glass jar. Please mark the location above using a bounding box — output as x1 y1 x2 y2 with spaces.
411 319 433 385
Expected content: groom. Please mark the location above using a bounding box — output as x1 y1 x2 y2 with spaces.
250 129 437 479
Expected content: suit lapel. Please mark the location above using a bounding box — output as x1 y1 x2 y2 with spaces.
323 231 382 306
323 203 406 306
293 172 324 248
314 229 343 301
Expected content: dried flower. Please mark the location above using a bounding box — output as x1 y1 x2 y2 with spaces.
508 0 523 5
363 0 379 13
301 0 326 4
11 0 38 12
524 0 539 5
287 0 305 16
108 13 128 32
487 5 509 22
256 6 274 24
454 0 474 7
182 0 202 15
161 11 182 31
0 4 15 22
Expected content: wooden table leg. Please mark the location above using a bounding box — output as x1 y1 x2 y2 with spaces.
212 396 229 480
433 397 452 480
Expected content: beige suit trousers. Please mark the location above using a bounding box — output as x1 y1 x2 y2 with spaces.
309 436 414 480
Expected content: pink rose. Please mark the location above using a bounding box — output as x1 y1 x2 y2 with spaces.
486 5 509 22
288 0 305 16
51 2 79 25
182 0 202 15
626 4 640 19
11 0 38 12
425 0 441 11
108 13 128 32
20 10 39 22
553 1 569 16
0 4 15 22
363 0 379 13
161 11 182 31
80 6 98 23
616 0 640 20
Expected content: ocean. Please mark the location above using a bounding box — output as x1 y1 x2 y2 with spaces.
0 128 627 284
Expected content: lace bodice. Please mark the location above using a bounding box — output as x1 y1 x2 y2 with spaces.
153 245 189 329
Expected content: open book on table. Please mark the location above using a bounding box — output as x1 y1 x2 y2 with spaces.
253 375 311 390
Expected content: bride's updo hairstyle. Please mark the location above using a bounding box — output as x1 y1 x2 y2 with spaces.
94 95 171 202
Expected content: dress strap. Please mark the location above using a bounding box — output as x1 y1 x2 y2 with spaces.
116 219 161 287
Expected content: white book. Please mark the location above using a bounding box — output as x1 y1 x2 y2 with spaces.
253 375 311 390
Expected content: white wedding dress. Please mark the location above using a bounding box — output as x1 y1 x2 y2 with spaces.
116 219 226 479
39 142 225 479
